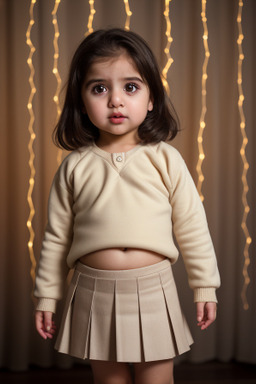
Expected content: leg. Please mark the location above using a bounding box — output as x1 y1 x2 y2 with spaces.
134 359 174 384
90 360 133 384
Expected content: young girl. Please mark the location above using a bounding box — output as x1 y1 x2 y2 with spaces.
35 28 220 384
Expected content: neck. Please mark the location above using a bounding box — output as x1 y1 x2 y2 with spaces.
96 135 140 153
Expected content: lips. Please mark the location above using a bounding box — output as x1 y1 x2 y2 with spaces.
109 113 126 124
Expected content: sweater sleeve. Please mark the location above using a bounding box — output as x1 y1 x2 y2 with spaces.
34 166 74 312
168 149 220 302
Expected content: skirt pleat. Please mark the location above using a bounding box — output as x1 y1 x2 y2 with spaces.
160 270 194 354
89 279 116 360
115 278 142 362
138 273 178 361
55 259 193 362
55 270 80 354
69 274 95 358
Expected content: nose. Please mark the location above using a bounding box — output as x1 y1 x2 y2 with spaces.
108 89 124 108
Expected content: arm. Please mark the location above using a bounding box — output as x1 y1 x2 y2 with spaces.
34 164 74 314
168 149 220 303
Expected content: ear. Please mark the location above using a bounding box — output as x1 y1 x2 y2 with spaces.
148 99 154 112
82 106 87 114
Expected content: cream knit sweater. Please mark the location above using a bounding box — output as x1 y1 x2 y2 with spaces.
35 142 220 312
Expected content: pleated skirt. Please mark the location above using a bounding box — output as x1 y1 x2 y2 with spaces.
55 259 193 362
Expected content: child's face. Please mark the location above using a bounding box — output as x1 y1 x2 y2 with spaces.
81 53 153 146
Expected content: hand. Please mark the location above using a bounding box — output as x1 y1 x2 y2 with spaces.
196 302 217 330
35 310 56 340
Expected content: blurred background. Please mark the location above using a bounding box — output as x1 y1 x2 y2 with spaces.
0 0 255 374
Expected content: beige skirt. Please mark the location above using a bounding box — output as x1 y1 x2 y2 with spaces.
55 259 193 362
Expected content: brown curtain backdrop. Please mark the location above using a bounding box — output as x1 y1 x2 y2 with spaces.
0 0 255 370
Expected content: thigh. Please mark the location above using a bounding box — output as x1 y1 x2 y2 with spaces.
134 359 174 384
90 360 133 384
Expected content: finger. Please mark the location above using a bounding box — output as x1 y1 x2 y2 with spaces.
196 302 205 323
44 311 53 333
35 311 48 340
198 303 217 330
200 317 214 330
43 311 56 338
202 303 216 329
35 311 56 340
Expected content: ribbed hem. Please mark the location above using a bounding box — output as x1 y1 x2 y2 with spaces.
36 298 57 313
193 288 218 303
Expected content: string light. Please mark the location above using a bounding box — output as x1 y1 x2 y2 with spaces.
123 0 132 30
85 0 96 37
237 0 251 310
52 0 62 165
162 0 174 95
196 0 210 202
26 0 37 295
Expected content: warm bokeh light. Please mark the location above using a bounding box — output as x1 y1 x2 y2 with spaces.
237 0 251 310
123 0 132 31
52 0 63 166
162 0 173 95
26 0 37 296
196 0 210 202
85 0 96 37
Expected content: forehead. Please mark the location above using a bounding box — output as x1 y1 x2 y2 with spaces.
86 53 141 77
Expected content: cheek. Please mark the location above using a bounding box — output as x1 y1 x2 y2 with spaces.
85 102 104 125
83 99 98 116
131 99 151 119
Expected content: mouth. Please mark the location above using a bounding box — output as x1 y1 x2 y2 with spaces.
109 113 126 124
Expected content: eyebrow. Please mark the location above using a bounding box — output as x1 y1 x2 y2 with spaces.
85 76 144 88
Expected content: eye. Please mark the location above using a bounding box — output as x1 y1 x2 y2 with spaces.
124 83 139 93
92 84 107 94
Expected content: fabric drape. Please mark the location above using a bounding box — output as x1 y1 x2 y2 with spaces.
0 0 255 370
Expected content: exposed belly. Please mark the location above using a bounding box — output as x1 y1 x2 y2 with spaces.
79 248 166 270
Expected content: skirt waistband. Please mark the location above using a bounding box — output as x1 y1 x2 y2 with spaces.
76 259 171 280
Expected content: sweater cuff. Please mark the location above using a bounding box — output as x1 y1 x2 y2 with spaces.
194 288 218 303
35 298 57 313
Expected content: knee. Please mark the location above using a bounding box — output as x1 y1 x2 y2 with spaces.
91 360 132 384
135 379 173 384
92 367 132 384
134 359 174 384
95 378 131 384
